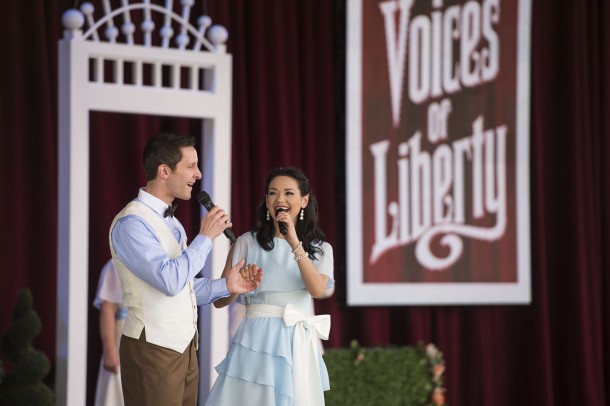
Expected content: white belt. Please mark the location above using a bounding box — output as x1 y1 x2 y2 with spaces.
246 304 331 406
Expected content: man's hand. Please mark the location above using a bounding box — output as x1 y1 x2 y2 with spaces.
226 259 263 294
199 206 232 240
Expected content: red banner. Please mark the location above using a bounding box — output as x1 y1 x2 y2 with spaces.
347 0 531 305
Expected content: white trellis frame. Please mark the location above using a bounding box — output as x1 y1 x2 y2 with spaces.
56 2 232 405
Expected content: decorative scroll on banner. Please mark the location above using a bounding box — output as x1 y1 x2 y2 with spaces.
346 0 532 305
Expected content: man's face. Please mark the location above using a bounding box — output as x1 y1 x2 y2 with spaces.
167 146 201 200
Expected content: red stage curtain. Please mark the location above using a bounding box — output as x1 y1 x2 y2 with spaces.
0 1 608 405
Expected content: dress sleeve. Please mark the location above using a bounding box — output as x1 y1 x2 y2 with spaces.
93 259 123 309
315 242 335 288
231 233 256 303
231 232 254 267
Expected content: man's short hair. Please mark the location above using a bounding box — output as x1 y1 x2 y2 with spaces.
142 131 196 181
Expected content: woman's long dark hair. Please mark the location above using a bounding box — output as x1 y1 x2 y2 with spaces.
252 167 325 259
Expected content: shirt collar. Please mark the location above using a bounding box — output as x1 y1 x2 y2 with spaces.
137 188 173 218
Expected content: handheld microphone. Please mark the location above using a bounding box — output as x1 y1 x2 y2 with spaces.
275 207 288 235
196 191 237 243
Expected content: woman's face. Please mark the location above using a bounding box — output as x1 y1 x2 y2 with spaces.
266 175 308 223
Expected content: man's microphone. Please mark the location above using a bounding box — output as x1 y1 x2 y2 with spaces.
275 207 288 236
196 191 237 243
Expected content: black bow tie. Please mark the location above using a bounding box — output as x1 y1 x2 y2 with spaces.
164 203 178 218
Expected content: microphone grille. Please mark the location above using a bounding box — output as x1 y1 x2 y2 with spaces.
196 191 211 205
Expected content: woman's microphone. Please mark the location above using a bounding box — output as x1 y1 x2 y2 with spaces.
275 207 288 235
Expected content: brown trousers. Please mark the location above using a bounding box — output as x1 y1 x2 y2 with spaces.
120 329 199 406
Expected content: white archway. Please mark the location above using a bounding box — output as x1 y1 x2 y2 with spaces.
56 2 232 404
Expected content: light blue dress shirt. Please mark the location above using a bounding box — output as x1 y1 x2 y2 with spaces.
111 188 230 305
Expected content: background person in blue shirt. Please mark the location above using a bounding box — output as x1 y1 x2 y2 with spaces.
93 258 126 406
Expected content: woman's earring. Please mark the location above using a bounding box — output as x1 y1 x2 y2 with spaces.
300 209 304 221
266 210 270 221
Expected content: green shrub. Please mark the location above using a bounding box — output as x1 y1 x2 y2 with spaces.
0 289 54 405
324 340 446 406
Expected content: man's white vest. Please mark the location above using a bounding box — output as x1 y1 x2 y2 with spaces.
109 201 198 353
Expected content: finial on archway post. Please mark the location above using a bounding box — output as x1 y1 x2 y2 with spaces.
208 24 228 53
61 8 84 39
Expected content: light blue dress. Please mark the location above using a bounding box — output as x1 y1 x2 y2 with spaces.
204 232 335 406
